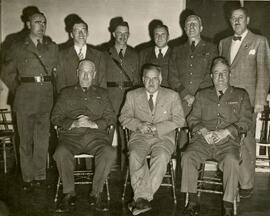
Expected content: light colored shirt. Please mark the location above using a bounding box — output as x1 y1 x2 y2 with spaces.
74 44 87 59
155 45 169 58
115 45 127 56
230 30 248 64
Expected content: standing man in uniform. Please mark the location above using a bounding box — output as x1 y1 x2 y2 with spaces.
139 24 172 87
219 6 270 198
1 12 58 190
169 15 217 117
57 19 106 92
104 21 139 168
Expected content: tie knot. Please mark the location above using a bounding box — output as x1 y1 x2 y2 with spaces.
150 94 153 99
78 48 84 60
233 36 242 41
119 49 124 60
158 48 163 59
191 41 196 52
37 39 42 50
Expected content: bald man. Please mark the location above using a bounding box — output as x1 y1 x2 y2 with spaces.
52 59 116 212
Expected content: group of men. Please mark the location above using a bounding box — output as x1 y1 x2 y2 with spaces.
1 4 270 216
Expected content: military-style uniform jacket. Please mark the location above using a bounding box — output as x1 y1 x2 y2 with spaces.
1 36 58 113
188 86 253 146
104 45 139 114
139 46 172 87
51 85 116 136
57 44 106 92
169 40 217 98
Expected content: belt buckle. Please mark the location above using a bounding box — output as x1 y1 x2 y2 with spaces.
119 82 123 90
35 75 44 83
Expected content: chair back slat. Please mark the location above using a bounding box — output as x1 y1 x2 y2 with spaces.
0 109 14 132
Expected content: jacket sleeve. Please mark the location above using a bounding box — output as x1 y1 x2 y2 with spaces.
255 36 270 107
119 91 143 131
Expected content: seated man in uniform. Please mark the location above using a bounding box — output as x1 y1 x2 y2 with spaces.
51 59 116 213
119 64 185 215
181 57 253 216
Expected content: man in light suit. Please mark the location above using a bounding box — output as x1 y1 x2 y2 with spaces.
57 19 106 92
219 6 270 198
119 63 185 215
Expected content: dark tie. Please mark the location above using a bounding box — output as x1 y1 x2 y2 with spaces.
218 90 224 100
78 48 84 60
158 49 163 60
119 49 124 60
191 41 196 52
233 36 242 41
37 39 42 51
82 87 88 93
148 94 154 112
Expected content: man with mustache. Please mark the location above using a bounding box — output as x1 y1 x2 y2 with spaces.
219 5 270 198
1 12 58 190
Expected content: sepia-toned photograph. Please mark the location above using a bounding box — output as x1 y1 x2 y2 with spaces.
0 0 270 215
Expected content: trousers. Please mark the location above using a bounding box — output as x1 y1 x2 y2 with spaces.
128 133 174 201
181 137 240 203
16 111 50 182
53 129 116 195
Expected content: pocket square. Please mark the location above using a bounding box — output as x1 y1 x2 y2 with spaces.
248 49 256 55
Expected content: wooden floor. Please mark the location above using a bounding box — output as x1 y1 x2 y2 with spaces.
0 161 270 216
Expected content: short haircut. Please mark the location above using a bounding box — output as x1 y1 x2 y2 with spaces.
154 24 169 35
72 19 88 31
185 14 202 27
211 56 230 73
230 6 249 17
114 21 129 31
142 63 161 77
77 59 96 72
29 12 46 21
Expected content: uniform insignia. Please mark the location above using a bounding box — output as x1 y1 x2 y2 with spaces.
227 101 239 105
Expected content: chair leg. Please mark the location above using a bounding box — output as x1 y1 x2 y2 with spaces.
3 142 7 174
185 192 189 207
122 168 129 201
54 176 61 203
105 179 110 201
233 198 237 215
170 159 177 204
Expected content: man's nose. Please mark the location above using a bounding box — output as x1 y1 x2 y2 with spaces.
83 73 89 80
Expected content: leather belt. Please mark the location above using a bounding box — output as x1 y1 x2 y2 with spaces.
107 81 133 88
20 76 52 83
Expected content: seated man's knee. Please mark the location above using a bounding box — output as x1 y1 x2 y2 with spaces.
53 145 72 161
181 151 199 169
152 148 170 164
102 144 116 161
223 153 239 166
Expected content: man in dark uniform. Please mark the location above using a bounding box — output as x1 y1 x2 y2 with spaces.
139 24 172 87
104 21 139 168
57 19 106 92
181 57 253 216
169 15 217 116
52 59 116 212
1 12 58 189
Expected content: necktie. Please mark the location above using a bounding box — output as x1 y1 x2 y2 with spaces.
78 48 84 60
119 49 124 60
82 87 88 93
233 36 242 41
37 39 42 51
158 49 163 60
149 94 154 112
218 90 224 100
191 41 196 52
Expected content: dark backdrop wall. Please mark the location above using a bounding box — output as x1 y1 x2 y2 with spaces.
186 0 270 45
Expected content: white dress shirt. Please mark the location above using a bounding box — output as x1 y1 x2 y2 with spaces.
74 44 87 59
230 30 248 64
155 46 169 58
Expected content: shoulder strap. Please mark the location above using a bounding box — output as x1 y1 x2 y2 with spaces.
31 51 49 75
107 50 132 83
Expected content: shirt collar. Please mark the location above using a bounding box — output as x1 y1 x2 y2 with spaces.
115 45 127 55
154 45 169 57
74 44 87 54
146 90 159 102
233 29 248 42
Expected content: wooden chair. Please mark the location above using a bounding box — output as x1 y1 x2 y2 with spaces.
121 127 180 204
54 125 115 203
0 109 18 173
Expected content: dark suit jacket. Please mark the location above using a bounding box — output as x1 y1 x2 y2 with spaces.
188 86 253 146
139 46 172 87
1 36 58 113
104 46 139 114
56 44 106 92
219 30 270 107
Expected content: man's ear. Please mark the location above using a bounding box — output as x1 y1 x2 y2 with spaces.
200 25 203 33
112 32 116 38
26 21 31 30
247 16 250 25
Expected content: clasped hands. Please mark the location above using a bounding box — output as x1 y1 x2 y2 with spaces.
199 128 231 145
138 122 157 135
70 115 98 129
184 94 195 107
